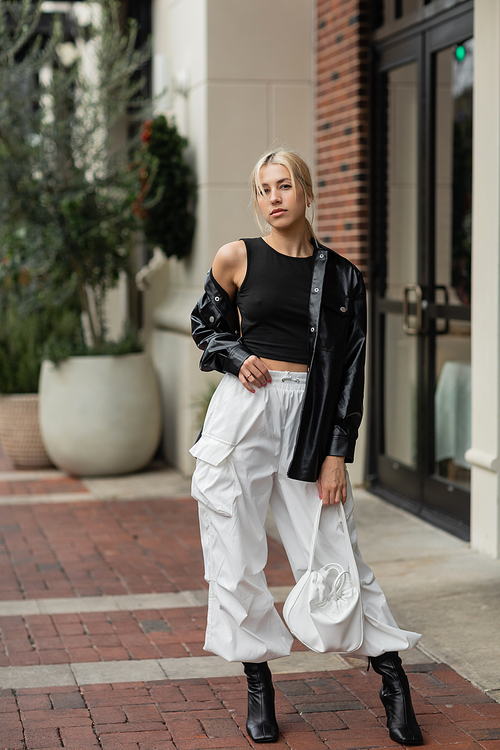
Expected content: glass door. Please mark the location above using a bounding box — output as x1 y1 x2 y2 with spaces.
424 30 472 527
382 58 420 502
370 9 473 538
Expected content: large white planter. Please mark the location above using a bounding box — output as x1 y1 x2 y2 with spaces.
39 353 161 476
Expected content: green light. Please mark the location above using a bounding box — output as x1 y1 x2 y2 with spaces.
455 45 466 62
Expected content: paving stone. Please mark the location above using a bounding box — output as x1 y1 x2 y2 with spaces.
124 703 164 723
21 708 91 727
59 725 100 747
300 711 347 730
23 726 63 748
295 699 364 713
164 715 205 739
172 739 249 749
140 619 172 633
472 730 500 741
50 691 86 710
0 664 75 689
72 659 166 685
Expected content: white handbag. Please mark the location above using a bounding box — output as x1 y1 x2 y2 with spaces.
283 500 363 654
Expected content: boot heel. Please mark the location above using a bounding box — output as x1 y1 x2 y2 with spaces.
243 662 279 743
370 652 423 745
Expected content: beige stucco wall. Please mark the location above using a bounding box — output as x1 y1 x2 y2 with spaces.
146 0 315 475
465 0 500 557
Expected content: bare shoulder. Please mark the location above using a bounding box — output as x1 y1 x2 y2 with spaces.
212 240 246 297
212 240 246 295
214 240 246 270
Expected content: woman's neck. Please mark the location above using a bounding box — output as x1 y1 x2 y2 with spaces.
264 227 312 258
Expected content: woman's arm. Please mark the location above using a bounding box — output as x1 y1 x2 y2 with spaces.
318 272 367 505
328 277 367 460
212 243 271 392
191 242 271 392
318 456 347 505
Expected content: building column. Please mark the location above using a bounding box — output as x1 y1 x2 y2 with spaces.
466 0 500 557
148 0 314 475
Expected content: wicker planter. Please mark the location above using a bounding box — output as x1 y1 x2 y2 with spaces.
0 394 53 468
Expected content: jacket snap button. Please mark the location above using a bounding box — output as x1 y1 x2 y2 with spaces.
340 306 346 313
310 326 315 333
314 287 319 293
209 316 215 323
214 296 220 302
319 253 324 259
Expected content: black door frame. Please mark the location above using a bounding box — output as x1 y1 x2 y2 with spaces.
368 1 473 540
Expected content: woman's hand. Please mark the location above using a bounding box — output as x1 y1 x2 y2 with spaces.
318 455 347 505
239 355 272 393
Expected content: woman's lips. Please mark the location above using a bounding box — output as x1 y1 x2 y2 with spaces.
270 209 287 216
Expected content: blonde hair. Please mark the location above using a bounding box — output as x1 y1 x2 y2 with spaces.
250 148 317 239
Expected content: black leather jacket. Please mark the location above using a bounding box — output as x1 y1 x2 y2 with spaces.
190 239 367 482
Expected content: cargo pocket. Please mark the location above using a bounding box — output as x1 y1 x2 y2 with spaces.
190 434 238 517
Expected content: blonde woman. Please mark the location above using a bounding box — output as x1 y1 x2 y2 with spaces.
190 149 423 745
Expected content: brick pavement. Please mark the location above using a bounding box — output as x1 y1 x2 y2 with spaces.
0 498 292 601
0 604 309 668
0 663 499 750
0 448 499 749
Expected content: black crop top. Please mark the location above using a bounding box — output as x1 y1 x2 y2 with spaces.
236 237 314 364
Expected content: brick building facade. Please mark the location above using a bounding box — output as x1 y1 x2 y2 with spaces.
316 0 370 277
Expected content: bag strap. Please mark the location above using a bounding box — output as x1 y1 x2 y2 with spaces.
307 501 360 588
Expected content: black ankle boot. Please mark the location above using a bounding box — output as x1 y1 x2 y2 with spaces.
242 662 279 743
369 652 423 745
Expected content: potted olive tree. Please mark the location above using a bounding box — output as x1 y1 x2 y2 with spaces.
0 0 177 476
0 0 61 469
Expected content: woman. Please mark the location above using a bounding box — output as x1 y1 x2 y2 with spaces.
190 149 423 745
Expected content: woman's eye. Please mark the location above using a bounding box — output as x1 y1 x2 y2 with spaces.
281 184 291 190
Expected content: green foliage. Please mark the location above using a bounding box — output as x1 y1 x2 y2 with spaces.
0 296 80 393
43 323 143 365
0 0 60 119
0 0 152 351
138 115 196 259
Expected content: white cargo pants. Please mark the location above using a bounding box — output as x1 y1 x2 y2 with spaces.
190 371 420 663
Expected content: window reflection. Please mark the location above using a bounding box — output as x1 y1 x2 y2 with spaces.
434 40 473 489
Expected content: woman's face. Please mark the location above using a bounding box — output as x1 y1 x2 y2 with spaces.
257 163 309 231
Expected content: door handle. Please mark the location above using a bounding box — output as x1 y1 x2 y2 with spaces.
435 285 450 334
403 284 423 335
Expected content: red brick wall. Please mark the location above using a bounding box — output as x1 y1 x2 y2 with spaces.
316 0 370 278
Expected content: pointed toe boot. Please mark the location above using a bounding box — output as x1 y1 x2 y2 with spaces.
369 652 424 745
243 662 279 743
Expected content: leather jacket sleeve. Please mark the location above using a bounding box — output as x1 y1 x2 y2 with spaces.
327 273 367 462
191 269 254 376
